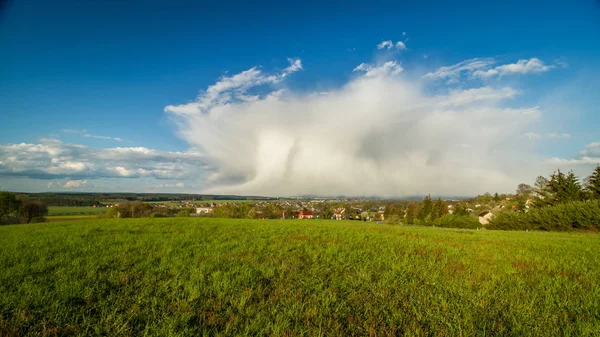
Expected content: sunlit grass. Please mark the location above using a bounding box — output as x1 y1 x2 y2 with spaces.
1 218 598 336
47 206 106 216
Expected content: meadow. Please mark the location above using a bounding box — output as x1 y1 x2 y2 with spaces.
0 218 598 336
47 206 107 216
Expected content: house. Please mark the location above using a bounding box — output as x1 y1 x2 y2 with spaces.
332 208 345 220
298 211 313 219
196 207 213 215
478 211 493 225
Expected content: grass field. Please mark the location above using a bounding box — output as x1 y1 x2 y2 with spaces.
1 219 599 336
47 206 107 216
46 215 99 222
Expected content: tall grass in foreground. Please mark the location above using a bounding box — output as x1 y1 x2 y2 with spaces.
1 218 599 336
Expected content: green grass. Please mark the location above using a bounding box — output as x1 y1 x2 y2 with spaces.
47 206 107 216
1 218 599 336
46 215 99 222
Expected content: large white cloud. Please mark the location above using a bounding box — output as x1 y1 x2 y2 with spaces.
164 57 556 196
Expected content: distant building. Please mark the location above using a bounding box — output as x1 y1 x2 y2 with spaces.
196 207 213 215
298 211 313 219
332 208 345 220
478 211 493 225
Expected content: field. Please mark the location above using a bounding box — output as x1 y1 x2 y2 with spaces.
47 206 107 216
0 219 599 336
46 215 99 222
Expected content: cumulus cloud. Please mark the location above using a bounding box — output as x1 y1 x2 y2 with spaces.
545 142 600 167
473 58 555 78
395 41 407 50
377 40 393 50
63 129 123 142
524 132 571 140
579 142 600 158
0 139 205 180
64 180 87 188
164 56 554 197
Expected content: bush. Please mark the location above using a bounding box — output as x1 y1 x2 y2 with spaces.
177 210 191 217
433 214 481 229
488 200 600 231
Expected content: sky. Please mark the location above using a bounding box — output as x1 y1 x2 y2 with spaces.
1 0 599 197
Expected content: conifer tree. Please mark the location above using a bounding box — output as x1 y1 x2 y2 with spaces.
405 203 416 224
584 165 600 200
431 198 445 220
564 170 582 202
417 195 433 221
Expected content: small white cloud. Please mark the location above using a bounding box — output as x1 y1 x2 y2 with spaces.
579 142 600 157
353 61 403 77
402 32 406 36
64 180 87 188
473 58 555 78
423 54 429 59
395 41 407 50
377 40 393 50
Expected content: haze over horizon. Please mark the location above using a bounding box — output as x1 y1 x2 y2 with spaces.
1 0 599 196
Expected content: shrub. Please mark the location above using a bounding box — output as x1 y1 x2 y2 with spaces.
488 200 600 231
433 214 481 229
177 210 191 217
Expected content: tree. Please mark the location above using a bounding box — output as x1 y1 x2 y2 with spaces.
493 193 500 202
516 183 533 196
533 176 550 206
431 198 445 221
584 165 600 200
564 171 582 202
0 192 22 224
417 195 433 221
405 203 416 224
19 198 48 223
177 209 191 217
453 203 469 216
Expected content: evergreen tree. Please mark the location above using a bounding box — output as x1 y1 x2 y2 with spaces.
584 165 600 200
417 195 433 221
493 193 500 202
564 171 582 202
431 198 445 221
405 203 416 224
533 175 550 207
546 169 567 205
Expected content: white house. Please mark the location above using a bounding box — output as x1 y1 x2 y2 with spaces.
196 207 213 215
478 211 493 225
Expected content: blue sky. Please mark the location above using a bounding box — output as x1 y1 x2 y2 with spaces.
1 0 599 196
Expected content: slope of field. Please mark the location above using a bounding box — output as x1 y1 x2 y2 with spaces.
0 218 599 336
